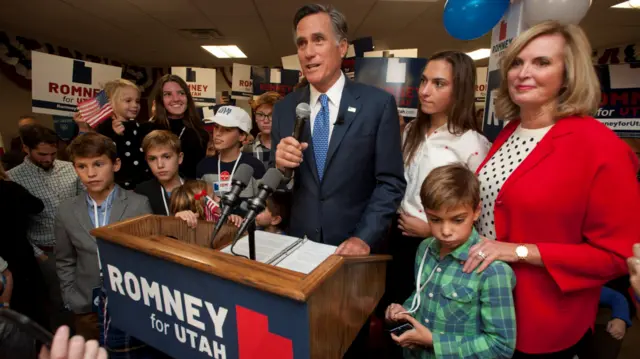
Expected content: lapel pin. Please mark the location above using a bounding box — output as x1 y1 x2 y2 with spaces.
348 106 356 113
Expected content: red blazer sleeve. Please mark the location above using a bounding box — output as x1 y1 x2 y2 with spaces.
538 140 640 293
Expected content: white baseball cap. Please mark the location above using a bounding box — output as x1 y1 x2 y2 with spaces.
205 106 252 133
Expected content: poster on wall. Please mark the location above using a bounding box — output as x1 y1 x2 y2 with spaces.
31 51 122 117
355 57 427 118
483 1 525 142
595 64 640 138
171 67 216 107
251 67 300 98
231 63 253 99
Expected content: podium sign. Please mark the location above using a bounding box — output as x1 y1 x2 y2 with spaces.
92 215 389 359
98 239 307 359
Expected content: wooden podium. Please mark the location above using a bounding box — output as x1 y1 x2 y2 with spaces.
91 215 390 359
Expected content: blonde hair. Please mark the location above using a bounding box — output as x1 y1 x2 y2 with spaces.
142 130 181 154
169 180 210 219
103 79 141 117
495 21 601 120
420 163 480 212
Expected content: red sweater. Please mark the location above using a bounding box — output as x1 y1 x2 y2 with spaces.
476 116 640 354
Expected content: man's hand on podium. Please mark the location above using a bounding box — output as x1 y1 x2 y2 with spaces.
335 237 370 256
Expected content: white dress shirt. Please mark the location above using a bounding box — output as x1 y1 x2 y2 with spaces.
400 123 491 221
309 72 346 140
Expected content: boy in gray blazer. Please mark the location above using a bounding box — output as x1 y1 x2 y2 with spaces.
55 133 166 357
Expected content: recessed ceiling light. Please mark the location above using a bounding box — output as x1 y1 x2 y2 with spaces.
201 45 247 59
466 48 491 61
611 0 640 9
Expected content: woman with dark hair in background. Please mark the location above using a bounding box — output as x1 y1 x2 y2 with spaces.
384 50 491 317
149 74 209 179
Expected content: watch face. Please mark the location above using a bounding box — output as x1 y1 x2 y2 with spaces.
516 246 528 257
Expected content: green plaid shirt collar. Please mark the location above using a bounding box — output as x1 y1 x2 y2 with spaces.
427 227 480 262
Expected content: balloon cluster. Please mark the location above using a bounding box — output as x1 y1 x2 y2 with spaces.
443 0 592 41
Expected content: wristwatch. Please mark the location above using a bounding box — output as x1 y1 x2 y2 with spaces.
515 245 529 261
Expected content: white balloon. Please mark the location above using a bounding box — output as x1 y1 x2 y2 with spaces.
523 0 591 26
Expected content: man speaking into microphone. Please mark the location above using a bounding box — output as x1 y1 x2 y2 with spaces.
272 4 406 256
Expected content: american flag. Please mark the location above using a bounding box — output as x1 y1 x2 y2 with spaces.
205 196 220 222
77 90 113 128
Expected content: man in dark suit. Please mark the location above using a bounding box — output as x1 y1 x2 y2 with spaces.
272 4 406 256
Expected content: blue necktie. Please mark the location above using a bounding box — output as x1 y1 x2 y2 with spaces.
313 94 330 181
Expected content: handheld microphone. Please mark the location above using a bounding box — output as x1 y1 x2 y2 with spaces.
283 103 311 181
233 168 284 243
209 164 254 246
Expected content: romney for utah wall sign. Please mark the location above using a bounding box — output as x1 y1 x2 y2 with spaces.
31 51 122 117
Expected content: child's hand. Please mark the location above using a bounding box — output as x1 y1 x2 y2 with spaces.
175 210 198 228
385 303 407 324
39 325 107 359
73 112 91 132
606 318 627 340
111 118 125 136
228 214 243 228
390 313 433 349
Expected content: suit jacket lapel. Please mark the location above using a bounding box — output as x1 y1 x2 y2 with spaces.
109 186 128 224
325 81 360 172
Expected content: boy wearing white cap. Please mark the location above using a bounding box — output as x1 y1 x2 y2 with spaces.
196 106 266 200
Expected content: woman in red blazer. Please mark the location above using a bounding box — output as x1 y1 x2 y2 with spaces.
463 21 640 358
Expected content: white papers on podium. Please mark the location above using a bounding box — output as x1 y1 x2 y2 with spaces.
220 231 337 274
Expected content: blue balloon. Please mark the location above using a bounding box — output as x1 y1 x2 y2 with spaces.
443 0 510 40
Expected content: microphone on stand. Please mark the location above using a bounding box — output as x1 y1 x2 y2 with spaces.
209 164 254 247
282 103 311 182
231 168 284 259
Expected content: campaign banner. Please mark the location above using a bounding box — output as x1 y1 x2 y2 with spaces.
595 64 640 138
251 67 300 98
355 57 427 118
171 67 216 107
483 1 525 142
31 51 122 117
476 67 488 103
231 63 253 99
97 239 309 359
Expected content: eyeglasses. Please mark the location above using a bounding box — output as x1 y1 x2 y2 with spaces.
255 112 272 121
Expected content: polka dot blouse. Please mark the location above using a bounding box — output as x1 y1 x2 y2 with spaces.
478 124 553 239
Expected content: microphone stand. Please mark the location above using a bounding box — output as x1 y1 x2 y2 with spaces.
248 220 256 261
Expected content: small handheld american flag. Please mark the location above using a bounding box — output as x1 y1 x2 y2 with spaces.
205 196 221 222
77 90 113 128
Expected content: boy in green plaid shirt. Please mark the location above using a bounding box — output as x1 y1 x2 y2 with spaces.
385 164 516 359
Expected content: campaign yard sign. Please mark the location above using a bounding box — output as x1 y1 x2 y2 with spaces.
31 51 122 117
355 57 427 118
171 67 217 107
97 239 308 359
232 63 253 99
595 64 640 138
